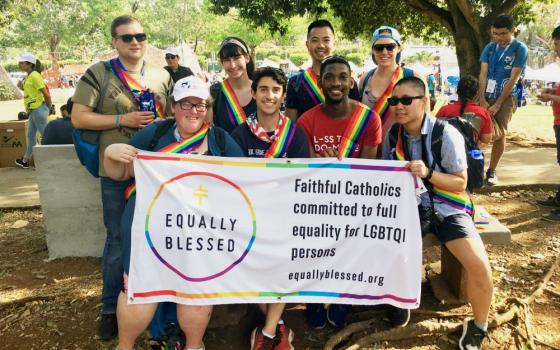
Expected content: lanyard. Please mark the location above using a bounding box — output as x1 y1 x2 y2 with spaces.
490 41 512 78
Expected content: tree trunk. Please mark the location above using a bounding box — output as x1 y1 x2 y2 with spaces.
0 65 23 100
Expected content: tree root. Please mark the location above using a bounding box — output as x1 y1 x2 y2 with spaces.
324 253 560 350
0 293 60 310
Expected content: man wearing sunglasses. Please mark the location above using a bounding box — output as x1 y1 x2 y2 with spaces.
383 77 493 350
164 47 194 83
71 14 172 341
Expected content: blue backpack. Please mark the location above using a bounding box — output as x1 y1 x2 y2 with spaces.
72 61 111 177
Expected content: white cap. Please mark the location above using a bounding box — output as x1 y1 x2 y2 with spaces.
17 52 37 65
173 76 209 101
165 47 179 56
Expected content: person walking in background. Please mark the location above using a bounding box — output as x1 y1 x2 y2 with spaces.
478 14 528 186
164 47 194 83
536 25 560 221
15 52 52 169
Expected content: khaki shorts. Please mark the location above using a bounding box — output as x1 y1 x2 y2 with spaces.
489 95 517 140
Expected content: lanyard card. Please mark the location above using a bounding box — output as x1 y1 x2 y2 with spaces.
486 79 496 94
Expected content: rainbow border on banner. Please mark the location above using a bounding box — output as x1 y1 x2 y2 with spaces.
132 155 416 304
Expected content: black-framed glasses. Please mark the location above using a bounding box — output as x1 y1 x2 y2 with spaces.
387 96 424 106
178 101 208 112
115 33 147 43
165 54 177 59
373 43 397 52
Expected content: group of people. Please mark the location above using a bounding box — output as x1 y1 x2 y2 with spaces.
12 10 560 350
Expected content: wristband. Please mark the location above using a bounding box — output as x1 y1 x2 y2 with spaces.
424 168 434 180
116 114 121 128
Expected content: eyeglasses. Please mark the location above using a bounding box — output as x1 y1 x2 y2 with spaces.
115 33 147 43
165 54 177 59
373 43 397 52
387 96 424 106
178 101 208 112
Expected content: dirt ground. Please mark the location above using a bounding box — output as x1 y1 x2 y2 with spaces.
1 188 560 350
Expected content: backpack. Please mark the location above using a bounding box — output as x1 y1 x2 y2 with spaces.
72 61 112 177
388 117 484 192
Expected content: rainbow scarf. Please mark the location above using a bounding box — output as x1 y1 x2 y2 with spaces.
264 117 296 158
124 123 209 200
394 125 473 216
221 79 247 128
338 103 375 158
302 68 324 105
373 66 404 125
110 58 165 119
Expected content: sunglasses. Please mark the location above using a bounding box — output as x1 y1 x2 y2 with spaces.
373 43 397 52
165 54 177 59
115 33 147 43
387 96 424 106
178 101 208 112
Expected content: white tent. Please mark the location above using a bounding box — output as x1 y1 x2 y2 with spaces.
175 43 202 73
259 58 280 68
525 63 560 82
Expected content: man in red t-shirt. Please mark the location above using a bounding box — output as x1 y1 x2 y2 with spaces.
436 76 493 146
536 25 560 221
297 56 381 159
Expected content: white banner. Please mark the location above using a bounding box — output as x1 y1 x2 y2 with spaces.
128 153 422 309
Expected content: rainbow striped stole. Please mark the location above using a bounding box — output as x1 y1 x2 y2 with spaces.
124 123 209 200
110 58 165 119
373 66 404 125
338 103 375 158
393 125 473 216
264 116 296 158
221 79 247 128
302 68 324 105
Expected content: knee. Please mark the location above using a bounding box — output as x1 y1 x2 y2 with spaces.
465 258 493 290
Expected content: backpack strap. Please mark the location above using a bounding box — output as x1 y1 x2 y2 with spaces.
212 126 227 156
147 119 175 151
359 68 376 98
429 118 447 172
387 122 400 157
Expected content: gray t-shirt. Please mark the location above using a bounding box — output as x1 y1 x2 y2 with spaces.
382 115 467 217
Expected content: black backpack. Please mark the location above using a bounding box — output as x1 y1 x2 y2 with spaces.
388 117 484 192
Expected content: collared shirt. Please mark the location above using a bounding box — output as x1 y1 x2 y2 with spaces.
480 39 528 99
382 114 468 217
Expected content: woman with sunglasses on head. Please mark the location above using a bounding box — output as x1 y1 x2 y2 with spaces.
359 26 426 150
208 37 256 134
104 76 243 350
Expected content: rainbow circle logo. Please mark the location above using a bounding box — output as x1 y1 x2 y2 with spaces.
144 171 256 282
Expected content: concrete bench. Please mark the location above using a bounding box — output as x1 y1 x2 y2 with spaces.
423 206 511 301
34 144 104 259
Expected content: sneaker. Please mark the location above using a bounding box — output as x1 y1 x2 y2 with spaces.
459 319 487 350
386 306 410 328
326 304 350 327
543 209 560 222
15 158 30 169
250 327 278 350
98 313 118 341
304 303 326 329
485 169 498 186
537 195 560 208
275 324 294 350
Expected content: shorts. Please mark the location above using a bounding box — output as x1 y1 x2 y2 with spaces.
433 213 479 244
488 95 517 139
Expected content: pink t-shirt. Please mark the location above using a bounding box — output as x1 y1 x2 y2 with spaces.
435 100 493 143
553 84 560 126
297 102 382 158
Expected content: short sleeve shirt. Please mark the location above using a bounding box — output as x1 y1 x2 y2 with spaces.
297 102 382 158
210 82 257 134
72 61 173 176
23 71 46 111
381 115 468 217
480 39 528 99
231 121 310 158
164 65 194 83
553 84 560 126
285 70 360 118
435 101 493 143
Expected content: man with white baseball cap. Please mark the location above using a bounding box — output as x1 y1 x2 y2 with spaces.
164 47 194 83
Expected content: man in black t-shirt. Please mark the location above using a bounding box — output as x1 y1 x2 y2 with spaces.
164 47 194 83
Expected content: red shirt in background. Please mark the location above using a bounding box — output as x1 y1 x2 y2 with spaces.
297 102 382 158
435 100 493 144
553 84 560 126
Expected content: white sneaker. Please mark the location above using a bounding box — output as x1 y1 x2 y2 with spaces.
485 169 498 186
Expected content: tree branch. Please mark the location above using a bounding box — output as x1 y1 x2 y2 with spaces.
495 0 522 16
452 0 481 35
405 0 454 32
